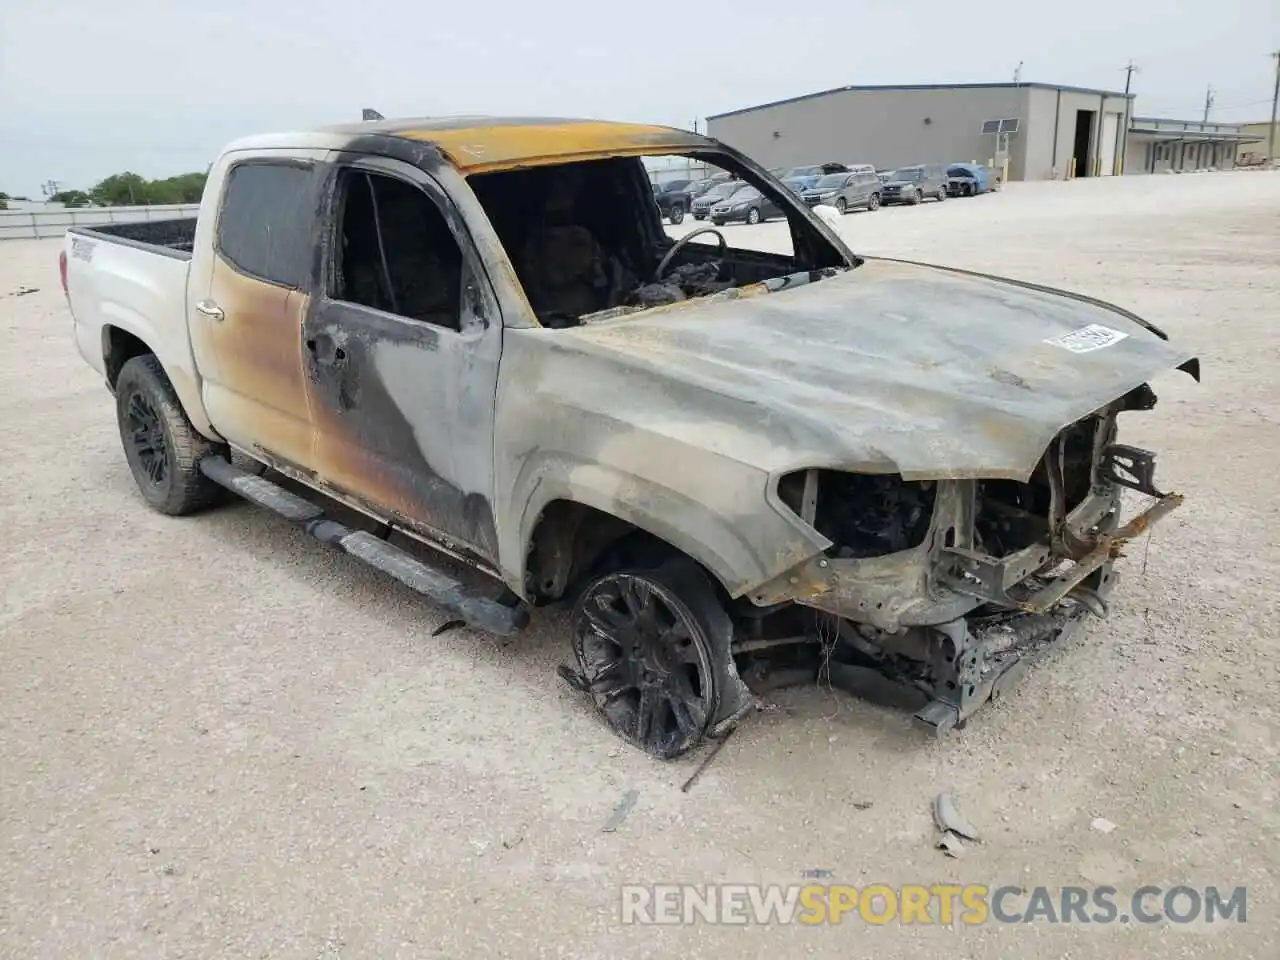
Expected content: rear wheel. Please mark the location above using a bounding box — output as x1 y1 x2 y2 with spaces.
116 355 224 515
572 559 749 758
936 185 947 201
867 192 881 211
669 204 685 225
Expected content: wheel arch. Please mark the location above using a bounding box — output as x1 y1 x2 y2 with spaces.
99 315 219 440
512 478 775 605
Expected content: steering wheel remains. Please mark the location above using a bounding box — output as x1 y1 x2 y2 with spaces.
654 227 727 282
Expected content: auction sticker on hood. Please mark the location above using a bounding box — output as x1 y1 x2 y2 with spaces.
1044 324 1129 353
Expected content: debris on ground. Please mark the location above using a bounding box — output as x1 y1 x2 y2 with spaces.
933 791 981 841
430 619 465 637
680 728 736 794
936 833 966 859
1091 817 1117 834
8 286 38 297
851 801 873 811
602 789 640 833
556 663 589 693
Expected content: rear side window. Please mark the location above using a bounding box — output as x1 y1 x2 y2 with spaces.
216 162 314 288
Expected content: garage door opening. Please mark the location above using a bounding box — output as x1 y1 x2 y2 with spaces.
1072 110 1096 177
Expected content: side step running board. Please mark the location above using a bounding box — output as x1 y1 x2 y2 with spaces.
200 457 529 636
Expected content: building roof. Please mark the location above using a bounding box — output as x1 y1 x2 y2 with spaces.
320 116 711 173
1130 117 1261 142
706 82 1134 121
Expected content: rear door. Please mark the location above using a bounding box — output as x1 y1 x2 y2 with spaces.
301 156 504 561
189 152 326 471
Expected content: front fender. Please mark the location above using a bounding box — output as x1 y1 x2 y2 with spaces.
502 453 827 601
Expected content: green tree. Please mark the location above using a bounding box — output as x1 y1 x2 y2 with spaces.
0 192 8 211
87 171 208 206
50 190 92 207
89 172 150 206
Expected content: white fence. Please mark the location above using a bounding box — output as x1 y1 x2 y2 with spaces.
0 204 200 241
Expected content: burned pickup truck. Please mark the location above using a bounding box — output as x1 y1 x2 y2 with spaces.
61 117 1198 758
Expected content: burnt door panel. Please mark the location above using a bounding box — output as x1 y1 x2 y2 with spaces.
304 160 502 563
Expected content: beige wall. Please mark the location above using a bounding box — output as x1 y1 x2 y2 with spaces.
708 86 1132 182
1237 122 1277 162
707 86 1032 178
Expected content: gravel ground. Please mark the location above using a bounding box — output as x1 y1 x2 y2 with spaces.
2 172 1278 959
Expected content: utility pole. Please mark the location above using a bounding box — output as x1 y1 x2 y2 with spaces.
1013 61 1023 84
1202 85 1215 122
1120 60 1138 175
1269 51 1280 162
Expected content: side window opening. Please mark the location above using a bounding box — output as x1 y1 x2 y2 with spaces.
217 161 313 288
333 169 463 332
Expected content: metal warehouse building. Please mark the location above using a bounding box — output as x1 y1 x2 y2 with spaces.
707 82 1142 181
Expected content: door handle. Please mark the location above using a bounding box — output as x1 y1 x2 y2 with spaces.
195 299 225 321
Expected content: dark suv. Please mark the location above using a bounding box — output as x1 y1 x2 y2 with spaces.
878 164 949 205
653 179 694 224
801 170 883 213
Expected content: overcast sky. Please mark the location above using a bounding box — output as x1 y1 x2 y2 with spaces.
1 0 1275 197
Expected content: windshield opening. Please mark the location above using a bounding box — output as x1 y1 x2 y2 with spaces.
892 168 924 182
466 150 857 329
814 173 847 189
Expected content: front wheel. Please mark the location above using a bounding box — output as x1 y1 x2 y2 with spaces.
745 207 761 225
912 189 923 204
669 204 685 225
116 355 224 515
571 560 750 759
867 192 881 211
835 197 847 214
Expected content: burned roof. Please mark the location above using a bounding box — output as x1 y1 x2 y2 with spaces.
320 116 713 174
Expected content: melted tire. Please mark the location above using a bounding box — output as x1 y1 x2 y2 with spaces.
572 559 749 759
115 354 224 515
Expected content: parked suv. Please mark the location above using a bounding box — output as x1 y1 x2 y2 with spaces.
801 170 882 213
653 179 694 223
878 164 949 204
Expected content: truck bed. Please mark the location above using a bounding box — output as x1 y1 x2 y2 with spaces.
72 218 197 258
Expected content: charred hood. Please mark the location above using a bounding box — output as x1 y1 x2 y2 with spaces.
529 258 1198 481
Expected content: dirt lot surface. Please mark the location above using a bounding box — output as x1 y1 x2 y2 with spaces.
3 172 1278 959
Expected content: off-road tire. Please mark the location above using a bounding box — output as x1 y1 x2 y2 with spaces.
115 354 224 515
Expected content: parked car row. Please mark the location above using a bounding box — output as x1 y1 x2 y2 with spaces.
651 159 996 226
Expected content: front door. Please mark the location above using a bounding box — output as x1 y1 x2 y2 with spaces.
302 156 503 562
189 153 326 470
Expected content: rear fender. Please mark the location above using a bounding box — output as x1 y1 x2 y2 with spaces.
99 303 219 440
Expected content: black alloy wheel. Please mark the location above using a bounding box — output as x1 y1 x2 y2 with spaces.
572 569 720 758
